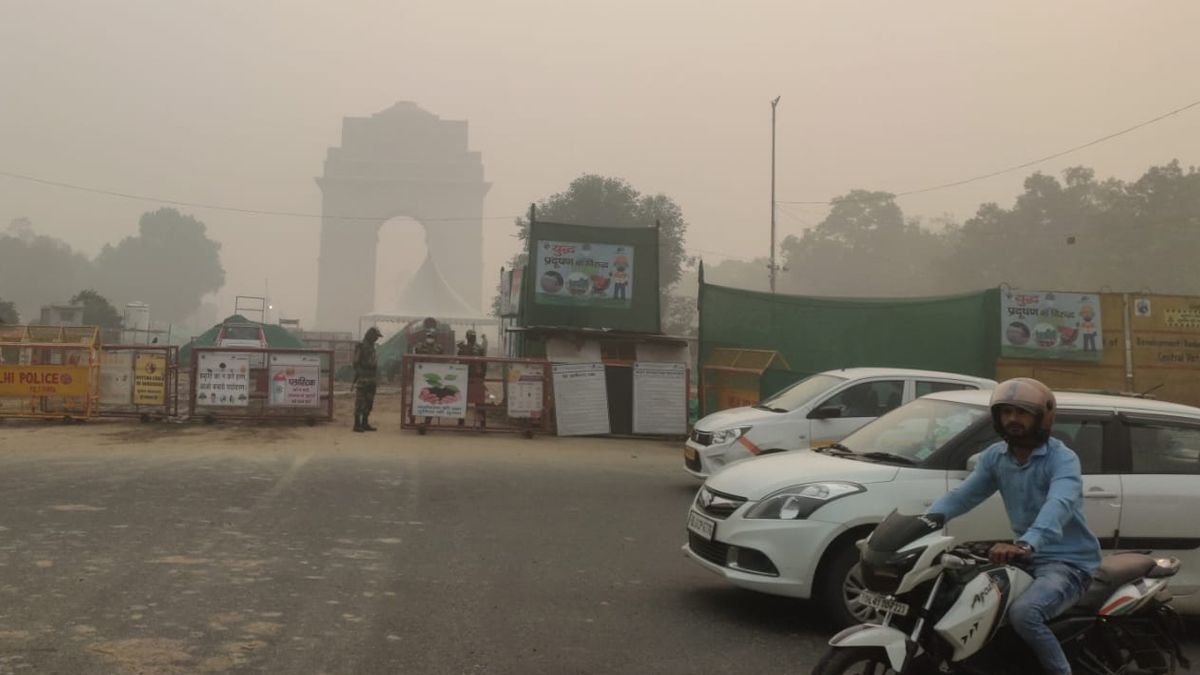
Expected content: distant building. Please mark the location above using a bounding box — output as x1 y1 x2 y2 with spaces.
39 304 84 326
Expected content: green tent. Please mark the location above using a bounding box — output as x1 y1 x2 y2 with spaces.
179 314 306 367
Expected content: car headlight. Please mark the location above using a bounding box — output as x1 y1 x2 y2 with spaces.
743 482 865 520
712 426 752 445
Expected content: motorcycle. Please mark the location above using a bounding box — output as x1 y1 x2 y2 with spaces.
813 510 1191 675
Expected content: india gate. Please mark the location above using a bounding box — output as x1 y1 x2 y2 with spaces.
315 102 490 330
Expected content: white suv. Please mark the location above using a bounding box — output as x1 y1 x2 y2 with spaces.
683 389 1200 627
685 368 995 478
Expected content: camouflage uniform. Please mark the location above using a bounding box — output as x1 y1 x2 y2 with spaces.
353 327 382 432
411 331 443 427
412 336 444 356
456 330 487 427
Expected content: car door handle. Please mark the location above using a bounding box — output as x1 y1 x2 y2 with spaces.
1085 490 1119 499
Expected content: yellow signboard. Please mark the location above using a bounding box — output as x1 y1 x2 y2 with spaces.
0 365 90 397
133 353 167 406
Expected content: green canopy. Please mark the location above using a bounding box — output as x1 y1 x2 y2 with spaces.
179 314 306 366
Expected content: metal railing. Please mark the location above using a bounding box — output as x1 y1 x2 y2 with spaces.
188 346 335 423
400 354 552 436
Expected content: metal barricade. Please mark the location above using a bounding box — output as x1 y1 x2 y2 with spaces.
188 347 335 424
400 354 552 436
97 345 180 419
0 341 99 420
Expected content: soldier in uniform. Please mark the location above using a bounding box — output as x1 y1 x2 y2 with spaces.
456 329 488 428
410 320 444 428
352 326 382 432
412 327 444 357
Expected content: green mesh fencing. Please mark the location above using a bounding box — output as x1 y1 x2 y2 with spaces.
699 273 1000 408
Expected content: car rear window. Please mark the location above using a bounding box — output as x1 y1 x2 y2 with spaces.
915 381 976 397
1128 421 1200 476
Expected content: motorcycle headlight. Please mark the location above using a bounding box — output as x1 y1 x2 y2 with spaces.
743 482 865 520
711 426 752 445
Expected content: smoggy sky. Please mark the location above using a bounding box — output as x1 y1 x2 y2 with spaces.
2 1 1198 330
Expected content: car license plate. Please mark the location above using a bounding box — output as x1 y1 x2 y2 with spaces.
687 511 716 540
857 591 909 617
684 445 697 460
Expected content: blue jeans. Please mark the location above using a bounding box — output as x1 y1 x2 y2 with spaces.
1009 560 1092 675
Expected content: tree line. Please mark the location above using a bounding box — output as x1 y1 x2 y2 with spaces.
707 160 1200 301
0 208 224 327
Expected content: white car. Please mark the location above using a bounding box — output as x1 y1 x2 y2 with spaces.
684 368 995 478
682 389 1200 627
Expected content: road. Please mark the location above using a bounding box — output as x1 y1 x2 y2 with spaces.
0 398 1193 674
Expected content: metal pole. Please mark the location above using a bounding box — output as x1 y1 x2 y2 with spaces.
770 96 781 293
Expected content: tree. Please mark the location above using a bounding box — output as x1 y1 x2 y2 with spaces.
942 162 1200 295
779 191 952 297
662 294 697 337
0 297 18 325
502 174 694 315
0 218 94 320
70 289 122 330
92 208 225 323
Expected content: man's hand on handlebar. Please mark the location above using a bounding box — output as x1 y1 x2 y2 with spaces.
988 542 1031 564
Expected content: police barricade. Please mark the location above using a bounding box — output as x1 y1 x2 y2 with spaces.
0 327 101 420
97 345 179 420
188 346 334 424
400 354 552 436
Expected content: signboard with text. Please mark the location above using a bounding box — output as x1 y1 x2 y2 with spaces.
133 353 167 406
0 365 91 397
195 352 251 407
1001 289 1102 361
524 221 660 333
268 353 321 408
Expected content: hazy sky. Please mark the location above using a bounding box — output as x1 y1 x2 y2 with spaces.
3 1 1199 329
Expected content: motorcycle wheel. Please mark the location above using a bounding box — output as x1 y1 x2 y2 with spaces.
811 647 899 675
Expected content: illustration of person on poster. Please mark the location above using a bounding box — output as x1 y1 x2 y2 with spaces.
611 254 630 301
1080 302 1099 352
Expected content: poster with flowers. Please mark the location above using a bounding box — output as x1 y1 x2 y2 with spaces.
411 362 468 419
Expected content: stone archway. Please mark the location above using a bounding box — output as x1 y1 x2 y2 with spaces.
315 102 490 330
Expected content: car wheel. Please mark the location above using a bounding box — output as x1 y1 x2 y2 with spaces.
817 540 878 629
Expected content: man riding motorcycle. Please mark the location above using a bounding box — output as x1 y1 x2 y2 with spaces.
927 377 1100 675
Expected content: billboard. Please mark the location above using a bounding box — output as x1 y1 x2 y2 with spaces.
1000 289 1102 361
523 221 660 333
535 240 634 308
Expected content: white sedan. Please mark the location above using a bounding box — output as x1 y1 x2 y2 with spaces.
683 389 1200 627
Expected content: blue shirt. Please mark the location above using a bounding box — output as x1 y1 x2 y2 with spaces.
928 437 1102 572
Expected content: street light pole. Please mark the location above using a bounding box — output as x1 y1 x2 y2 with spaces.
770 96 781 293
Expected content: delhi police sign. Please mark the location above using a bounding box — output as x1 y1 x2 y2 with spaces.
0 365 91 397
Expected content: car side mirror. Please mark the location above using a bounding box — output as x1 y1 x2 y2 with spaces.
966 452 982 472
809 406 843 420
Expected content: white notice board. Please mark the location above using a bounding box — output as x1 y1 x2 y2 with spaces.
552 363 610 436
632 362 687 435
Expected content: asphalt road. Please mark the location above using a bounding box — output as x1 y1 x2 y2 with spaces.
0 403 1194 674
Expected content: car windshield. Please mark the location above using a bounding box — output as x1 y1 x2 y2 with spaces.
756 374 847 412
835 399 987 465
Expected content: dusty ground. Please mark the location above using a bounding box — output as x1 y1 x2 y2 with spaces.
0 393 1193 674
